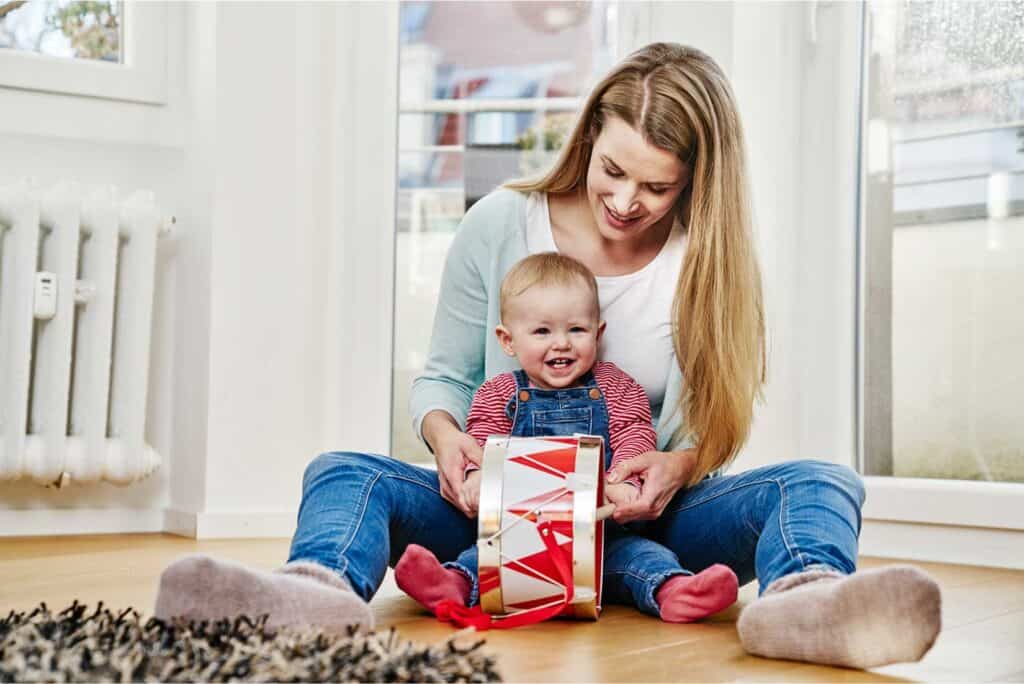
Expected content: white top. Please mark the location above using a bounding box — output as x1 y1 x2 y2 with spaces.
524 192 686 416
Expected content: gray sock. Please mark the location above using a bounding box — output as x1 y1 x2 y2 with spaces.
154 554 374 632
737 564 941 669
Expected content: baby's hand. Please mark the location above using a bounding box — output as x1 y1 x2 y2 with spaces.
604 481 640 507
460 470 482 517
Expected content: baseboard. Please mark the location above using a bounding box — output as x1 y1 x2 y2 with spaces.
162 507 197 538
191 511 297 539
861 519 1024 570
0 508 165 537
1 508 296 539
163 509 297 539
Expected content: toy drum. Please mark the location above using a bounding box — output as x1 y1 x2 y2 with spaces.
477 434 606 621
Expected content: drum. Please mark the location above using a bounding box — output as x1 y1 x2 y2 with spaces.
477 434 606 621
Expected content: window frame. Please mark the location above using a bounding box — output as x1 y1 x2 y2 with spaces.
0 1 167 104
854 1 1024 540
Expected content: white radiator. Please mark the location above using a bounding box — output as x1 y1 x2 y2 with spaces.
0 181 168 486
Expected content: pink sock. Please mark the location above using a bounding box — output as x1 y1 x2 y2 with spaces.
655 564 739 623
394 544 472 613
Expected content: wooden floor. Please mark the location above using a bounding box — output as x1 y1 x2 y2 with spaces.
1 535 1022 682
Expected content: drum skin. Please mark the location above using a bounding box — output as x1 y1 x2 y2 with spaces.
477 434 605 620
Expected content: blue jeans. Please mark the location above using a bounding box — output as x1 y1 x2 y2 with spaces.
288 453 865 605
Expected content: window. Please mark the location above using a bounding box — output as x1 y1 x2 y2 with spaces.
392 0 619 462
0 0 166 103
0 0 122 63
860 0 1024 483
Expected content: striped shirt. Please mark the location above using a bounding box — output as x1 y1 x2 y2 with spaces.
465 361 656 481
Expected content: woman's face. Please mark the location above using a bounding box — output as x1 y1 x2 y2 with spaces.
585 116 689 243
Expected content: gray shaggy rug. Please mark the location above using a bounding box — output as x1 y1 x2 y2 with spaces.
0 602 501 683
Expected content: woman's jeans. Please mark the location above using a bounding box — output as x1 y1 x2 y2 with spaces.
288 453 865 607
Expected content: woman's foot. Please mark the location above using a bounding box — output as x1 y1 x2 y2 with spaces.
656 564 739 622
394 544 472 612
737 565 941 669
154 554 374 631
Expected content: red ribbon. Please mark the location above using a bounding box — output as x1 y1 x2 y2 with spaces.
434 518 576 631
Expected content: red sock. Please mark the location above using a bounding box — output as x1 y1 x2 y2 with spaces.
655 564 739 623
394 544 472 613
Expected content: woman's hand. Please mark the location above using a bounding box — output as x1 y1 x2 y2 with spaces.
605 449 697 523
422 410 483 517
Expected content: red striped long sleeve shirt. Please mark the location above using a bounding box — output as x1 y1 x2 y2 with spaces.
465 361 656 480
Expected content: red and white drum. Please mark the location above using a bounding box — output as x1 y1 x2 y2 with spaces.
477 434 606 621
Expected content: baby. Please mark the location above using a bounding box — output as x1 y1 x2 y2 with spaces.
395 253 738 622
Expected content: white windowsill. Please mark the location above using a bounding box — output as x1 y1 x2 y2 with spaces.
861 477 1024 570
863 476 1024 531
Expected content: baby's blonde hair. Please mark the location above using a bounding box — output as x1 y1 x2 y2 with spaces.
500 252 599 323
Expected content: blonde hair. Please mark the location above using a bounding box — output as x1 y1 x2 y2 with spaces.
500 252 599 323
507 43 766 485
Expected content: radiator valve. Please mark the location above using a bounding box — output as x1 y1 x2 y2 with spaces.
33 271 57 320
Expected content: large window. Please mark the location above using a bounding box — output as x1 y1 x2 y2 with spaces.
392 1 619 462
860 0 1024 482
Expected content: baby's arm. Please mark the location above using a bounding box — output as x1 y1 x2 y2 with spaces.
601 365 658 487
604 481 640 508
464 373 516 477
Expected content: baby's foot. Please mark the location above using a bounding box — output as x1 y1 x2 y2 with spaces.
656 564 739 623
394 544 472 612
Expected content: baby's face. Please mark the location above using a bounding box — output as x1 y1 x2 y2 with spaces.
498 281 603 390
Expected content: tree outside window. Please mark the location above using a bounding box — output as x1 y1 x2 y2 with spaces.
0 0 120 63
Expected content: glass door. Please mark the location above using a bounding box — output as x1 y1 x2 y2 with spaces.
391 1 621 462
860 0 1024 482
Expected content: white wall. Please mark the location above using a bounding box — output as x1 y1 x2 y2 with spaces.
1 1 398 538
172 1 397 538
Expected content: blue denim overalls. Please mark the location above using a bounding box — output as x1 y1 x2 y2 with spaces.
443 368 690 616
506 368 613 464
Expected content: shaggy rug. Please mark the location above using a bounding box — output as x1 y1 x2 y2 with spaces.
0 602 501 683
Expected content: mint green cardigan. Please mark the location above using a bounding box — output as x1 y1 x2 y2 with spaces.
409 189 693 453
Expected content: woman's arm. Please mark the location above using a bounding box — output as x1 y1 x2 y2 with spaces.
409 194 508 513
601 365 657 489
421 409 482 516
605 448 697 523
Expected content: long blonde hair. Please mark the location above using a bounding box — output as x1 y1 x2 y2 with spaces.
507 43 765 485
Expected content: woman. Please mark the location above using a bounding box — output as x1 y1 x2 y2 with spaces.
156 43 940 670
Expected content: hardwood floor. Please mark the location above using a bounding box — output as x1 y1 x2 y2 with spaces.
2 534 1022 682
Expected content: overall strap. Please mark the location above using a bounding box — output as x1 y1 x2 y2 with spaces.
506 370 530 424
576 368 598 388
512 369 530 389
